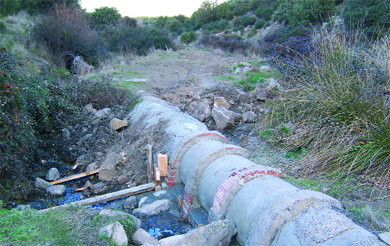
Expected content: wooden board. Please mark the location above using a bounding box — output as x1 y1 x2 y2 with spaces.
154 167 161 182
50 169 100 185
39 182 156 212
157 153 168 177
146 144 153 182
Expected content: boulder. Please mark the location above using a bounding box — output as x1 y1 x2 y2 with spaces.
250 87 267 102
110 118 128 131
62 128 70 139
99 221 128 246
379 232 390 245
243 111 257 123
213 97 230 109
83 103 97 114
132 228 158 245
159 220 237 246
123 196 138 211
46 168 60 181
99 209 141 229
90 182 108 195
99 152 118 181
212 107 241 130
133 199 171 218
86 161 100 173
186 98 211 122
94 108 111 119
46 185 66 197
35 177 53 190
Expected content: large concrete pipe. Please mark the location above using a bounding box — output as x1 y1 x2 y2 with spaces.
128 97 384 246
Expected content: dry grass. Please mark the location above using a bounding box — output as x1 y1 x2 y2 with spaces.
264 27 390 191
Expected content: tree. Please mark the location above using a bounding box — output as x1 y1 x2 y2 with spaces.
88 7 121 27
216 2 233 20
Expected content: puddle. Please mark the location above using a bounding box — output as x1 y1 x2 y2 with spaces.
141 212 192 239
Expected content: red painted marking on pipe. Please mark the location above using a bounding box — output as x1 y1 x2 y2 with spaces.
212 166 283 217
168 177 176 182
167 181 176 187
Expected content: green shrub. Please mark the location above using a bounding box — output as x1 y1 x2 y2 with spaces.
232 0 251 15
168 18 183 34
109 26 173 55
121 16 137 28
254 18 267 29
216 2 234 20
273 0 336 26
181 31 197 44
255 6 274 20
191 1 217 28
87 7 121 27
0 0 21 16
217 19 229 30
248 27 257 38
33 6 102 67
342 0 390 38
22 0 79 14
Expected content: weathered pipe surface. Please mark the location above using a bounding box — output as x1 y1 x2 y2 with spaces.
128 97 385 246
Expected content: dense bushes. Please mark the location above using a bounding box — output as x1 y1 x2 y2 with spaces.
342 0 390 38
108 26 173 55
200 34 259 55
274 0 336 26
0 0 79 16
181 31 197 44
87 7 121 28
33 7 102 68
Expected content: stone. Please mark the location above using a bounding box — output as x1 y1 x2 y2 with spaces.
250 87 267 101
86 161 100 172
243 111 257 123
132 228 158 245
212 107 237 130
187 98 211 122
90 182 108 195
94 108 111 119
214 97 230 109
159 220 237 246
379 232 390 245
153 190 167 198
117 152 128 164
138 197 149 208
46 167 60 181
83 103 97 114
110 118 128 131
133 199 171 218
123 196 138 211
99 152 118 181
99 221 128 246
99 209 141 229
46 185 66 196
266 78 281 90
35 177 53 190
77 133 93 146
117 174 131 184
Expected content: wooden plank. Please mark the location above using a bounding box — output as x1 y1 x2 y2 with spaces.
73 182 155 207
146 144 153 182
40 183 156 212
50 169 100 185
157 153 168 177
74 187 86 192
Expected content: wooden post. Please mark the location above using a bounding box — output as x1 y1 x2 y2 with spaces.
154 167 161 185
146 144 153 183
157 153 168 177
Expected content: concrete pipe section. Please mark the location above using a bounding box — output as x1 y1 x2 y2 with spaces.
129 96 385 246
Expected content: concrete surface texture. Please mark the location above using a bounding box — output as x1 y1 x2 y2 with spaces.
128 96 385 246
